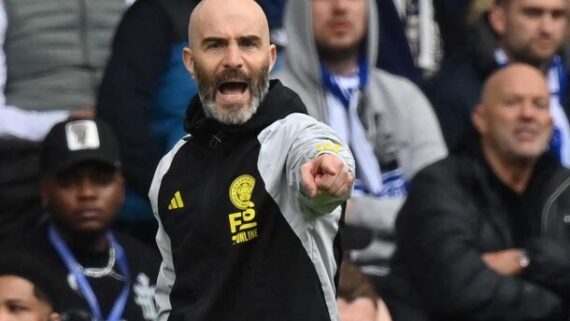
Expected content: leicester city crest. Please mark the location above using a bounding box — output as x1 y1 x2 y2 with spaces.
229 175 256 210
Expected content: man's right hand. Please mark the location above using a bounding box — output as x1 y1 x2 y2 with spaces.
482 249 525 277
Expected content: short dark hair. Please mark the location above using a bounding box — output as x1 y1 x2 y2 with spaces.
337 260 378 307
0 253 60 311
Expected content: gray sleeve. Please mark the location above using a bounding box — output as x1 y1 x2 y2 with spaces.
395 77 448 179
148 138 187 321
257 113 352 321
153 220 175 321
258 113 355 217
346 195 404 234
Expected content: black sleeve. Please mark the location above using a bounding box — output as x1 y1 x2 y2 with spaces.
97 0 174 197
395 165 565 321
523 237 570 299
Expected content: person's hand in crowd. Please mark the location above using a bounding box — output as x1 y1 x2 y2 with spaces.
301 153 354 198
482 249 525 277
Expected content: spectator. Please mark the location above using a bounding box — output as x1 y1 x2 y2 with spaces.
426 0 570 157
97 0 199 245
2 119 160 321
0 0 130 241
149 0 355 320
386 64 570 321
278 0 447 292
0 254 61 321
337 260 392 321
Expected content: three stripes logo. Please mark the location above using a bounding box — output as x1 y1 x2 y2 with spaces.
168 191 184 210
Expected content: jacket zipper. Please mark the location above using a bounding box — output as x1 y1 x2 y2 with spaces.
541 176 570 234
201 130 226 213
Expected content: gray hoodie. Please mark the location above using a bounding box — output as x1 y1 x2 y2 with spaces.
277 0 447 275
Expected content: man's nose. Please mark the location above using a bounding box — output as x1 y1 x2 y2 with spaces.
332 0 349 11
223 44 243 69
520 101 539 119
77 179 97 199
539 14 556 34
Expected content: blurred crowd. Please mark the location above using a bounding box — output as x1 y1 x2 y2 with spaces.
1 0 570 320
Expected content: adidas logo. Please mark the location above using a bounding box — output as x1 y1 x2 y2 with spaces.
168 191 184 210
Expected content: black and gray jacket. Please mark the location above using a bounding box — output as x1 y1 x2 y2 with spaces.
149 80 355 321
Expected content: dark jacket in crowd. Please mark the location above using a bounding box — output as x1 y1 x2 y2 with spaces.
375 0 420 84
2 225 161 321
423 45 495 150
97 0 199 226
384 139 570 321
433 0 472 61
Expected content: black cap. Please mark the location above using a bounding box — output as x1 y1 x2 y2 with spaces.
41 118 121 174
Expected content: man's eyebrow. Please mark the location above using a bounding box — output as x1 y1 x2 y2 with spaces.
239 35 262 43
201 37 227 45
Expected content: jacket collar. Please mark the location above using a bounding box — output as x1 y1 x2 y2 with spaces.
183 79 307 139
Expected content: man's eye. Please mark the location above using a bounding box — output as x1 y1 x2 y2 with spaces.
206 43 223 50
56 176 76 188
535 101 549 110
92 174 114 186
552 10 566 19
240 38 260 49
9 304 28 313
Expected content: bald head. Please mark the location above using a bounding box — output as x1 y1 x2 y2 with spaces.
181 0 277 125
480 64 549 107
473 63 552 166
188 0 271 48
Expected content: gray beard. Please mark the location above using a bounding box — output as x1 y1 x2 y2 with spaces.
195 63 271 125
201 80 269 125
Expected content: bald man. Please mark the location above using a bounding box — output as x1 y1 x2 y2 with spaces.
384 64 570 321
149 0 355 320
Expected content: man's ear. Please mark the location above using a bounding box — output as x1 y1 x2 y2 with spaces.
488 5 507 36
472 104 487 135
268 43 277 73
182 47 196 78
48 312 61 321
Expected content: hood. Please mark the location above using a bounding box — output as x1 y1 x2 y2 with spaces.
183 79 307 139
282 0 379 85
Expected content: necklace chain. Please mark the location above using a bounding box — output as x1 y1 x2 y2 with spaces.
76 244 116 278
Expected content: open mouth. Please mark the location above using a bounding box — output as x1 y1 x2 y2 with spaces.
218 81 248 95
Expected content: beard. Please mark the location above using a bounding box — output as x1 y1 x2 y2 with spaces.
506 38 561 70
194 62 270 125
509 47 553 69
315 36 364 65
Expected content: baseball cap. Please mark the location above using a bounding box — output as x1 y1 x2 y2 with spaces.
41 118 121 174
